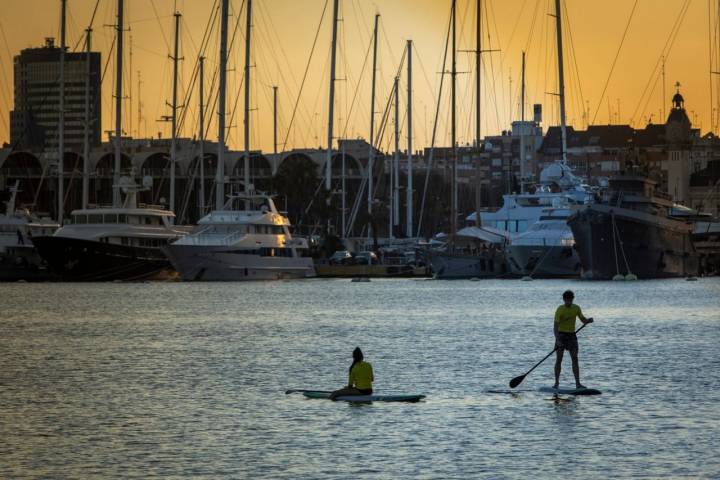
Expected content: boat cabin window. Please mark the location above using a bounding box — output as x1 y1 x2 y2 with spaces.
118 214 127 223
517 220 528 233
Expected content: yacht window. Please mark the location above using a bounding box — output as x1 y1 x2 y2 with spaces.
518 220 528 233
497 221 507 231
103 214 117 224
118 214 127 223
145 217 152 225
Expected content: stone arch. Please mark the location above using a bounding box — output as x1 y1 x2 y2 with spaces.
0 151 43 176
277 152 320 175
138 152 170 178
94 152 132 176
187 152 219 178
0 151 45 212
230 153 273 179
331 153 363 178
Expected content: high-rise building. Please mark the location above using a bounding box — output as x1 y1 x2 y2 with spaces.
9 37 101 152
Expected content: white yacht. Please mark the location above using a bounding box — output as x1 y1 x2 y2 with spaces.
467 161 594 276
507 206 581 277
32 178 191 281
0 181 58 281
163 193 316 281
474 161 592 234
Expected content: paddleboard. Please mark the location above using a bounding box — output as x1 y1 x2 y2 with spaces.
539 386 602 396
302 391 425 402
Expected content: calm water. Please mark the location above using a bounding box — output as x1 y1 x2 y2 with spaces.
1 278 719 479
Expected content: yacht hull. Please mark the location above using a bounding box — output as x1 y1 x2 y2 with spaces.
568 205 699 279
425 249 509 279
163 245 316 281
508 244 581 278
32 236 172 281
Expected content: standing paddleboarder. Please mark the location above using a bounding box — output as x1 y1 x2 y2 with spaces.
329 347 374 400
554 290 593 389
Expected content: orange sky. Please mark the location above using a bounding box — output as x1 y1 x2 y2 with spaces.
0 0 717 153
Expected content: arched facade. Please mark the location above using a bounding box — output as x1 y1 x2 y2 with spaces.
331 153 364 178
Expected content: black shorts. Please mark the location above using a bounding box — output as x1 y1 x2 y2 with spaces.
357 388 373 395
556 332 578 353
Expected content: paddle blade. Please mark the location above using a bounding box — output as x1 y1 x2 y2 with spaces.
509 374 526 389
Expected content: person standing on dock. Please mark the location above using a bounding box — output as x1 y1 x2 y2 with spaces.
554 290 593 389
329 347 374 400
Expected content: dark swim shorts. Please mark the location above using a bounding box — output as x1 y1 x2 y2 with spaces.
556 332 578 353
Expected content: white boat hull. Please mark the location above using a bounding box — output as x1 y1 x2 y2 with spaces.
163 245 316 281
508 244 582 278
426 249 509 279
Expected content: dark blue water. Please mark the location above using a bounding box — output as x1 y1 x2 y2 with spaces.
1 278 719 478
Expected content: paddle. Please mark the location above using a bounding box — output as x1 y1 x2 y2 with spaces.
285 389 333 395
509 322 590 389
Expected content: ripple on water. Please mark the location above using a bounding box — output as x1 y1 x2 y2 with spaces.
0 278 719 478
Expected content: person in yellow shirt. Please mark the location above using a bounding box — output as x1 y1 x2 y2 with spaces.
329 347 374 400
554 290 593 389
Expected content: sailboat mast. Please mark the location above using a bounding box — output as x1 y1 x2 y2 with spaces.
58 0 66 223
82 27 92 210
170 11 180 216
474 0 481 227
113 0 123 208
326 0 339 191
520 50 526 193
244 0 252 193
406 40 413 238
273 86 278 155
554 0 567 163
216 0 229 209
368 13 379 217
199 56 205 215
451 0 457 236
392 76 399 237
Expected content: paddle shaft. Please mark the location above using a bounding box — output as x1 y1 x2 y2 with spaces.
511 322 589 388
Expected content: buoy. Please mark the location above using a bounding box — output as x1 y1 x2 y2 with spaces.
624 273 638 281
521 276 533 281
612 274 625 281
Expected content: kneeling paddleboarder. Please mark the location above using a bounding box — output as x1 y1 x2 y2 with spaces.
554 290 593 389
329 347 373 400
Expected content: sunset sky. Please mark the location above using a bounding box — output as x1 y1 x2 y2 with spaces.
0 0 717 153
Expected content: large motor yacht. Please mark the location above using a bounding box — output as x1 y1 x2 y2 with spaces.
32 178 190 281
568 175 698 279
163 193 315 281
507 206 581 278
